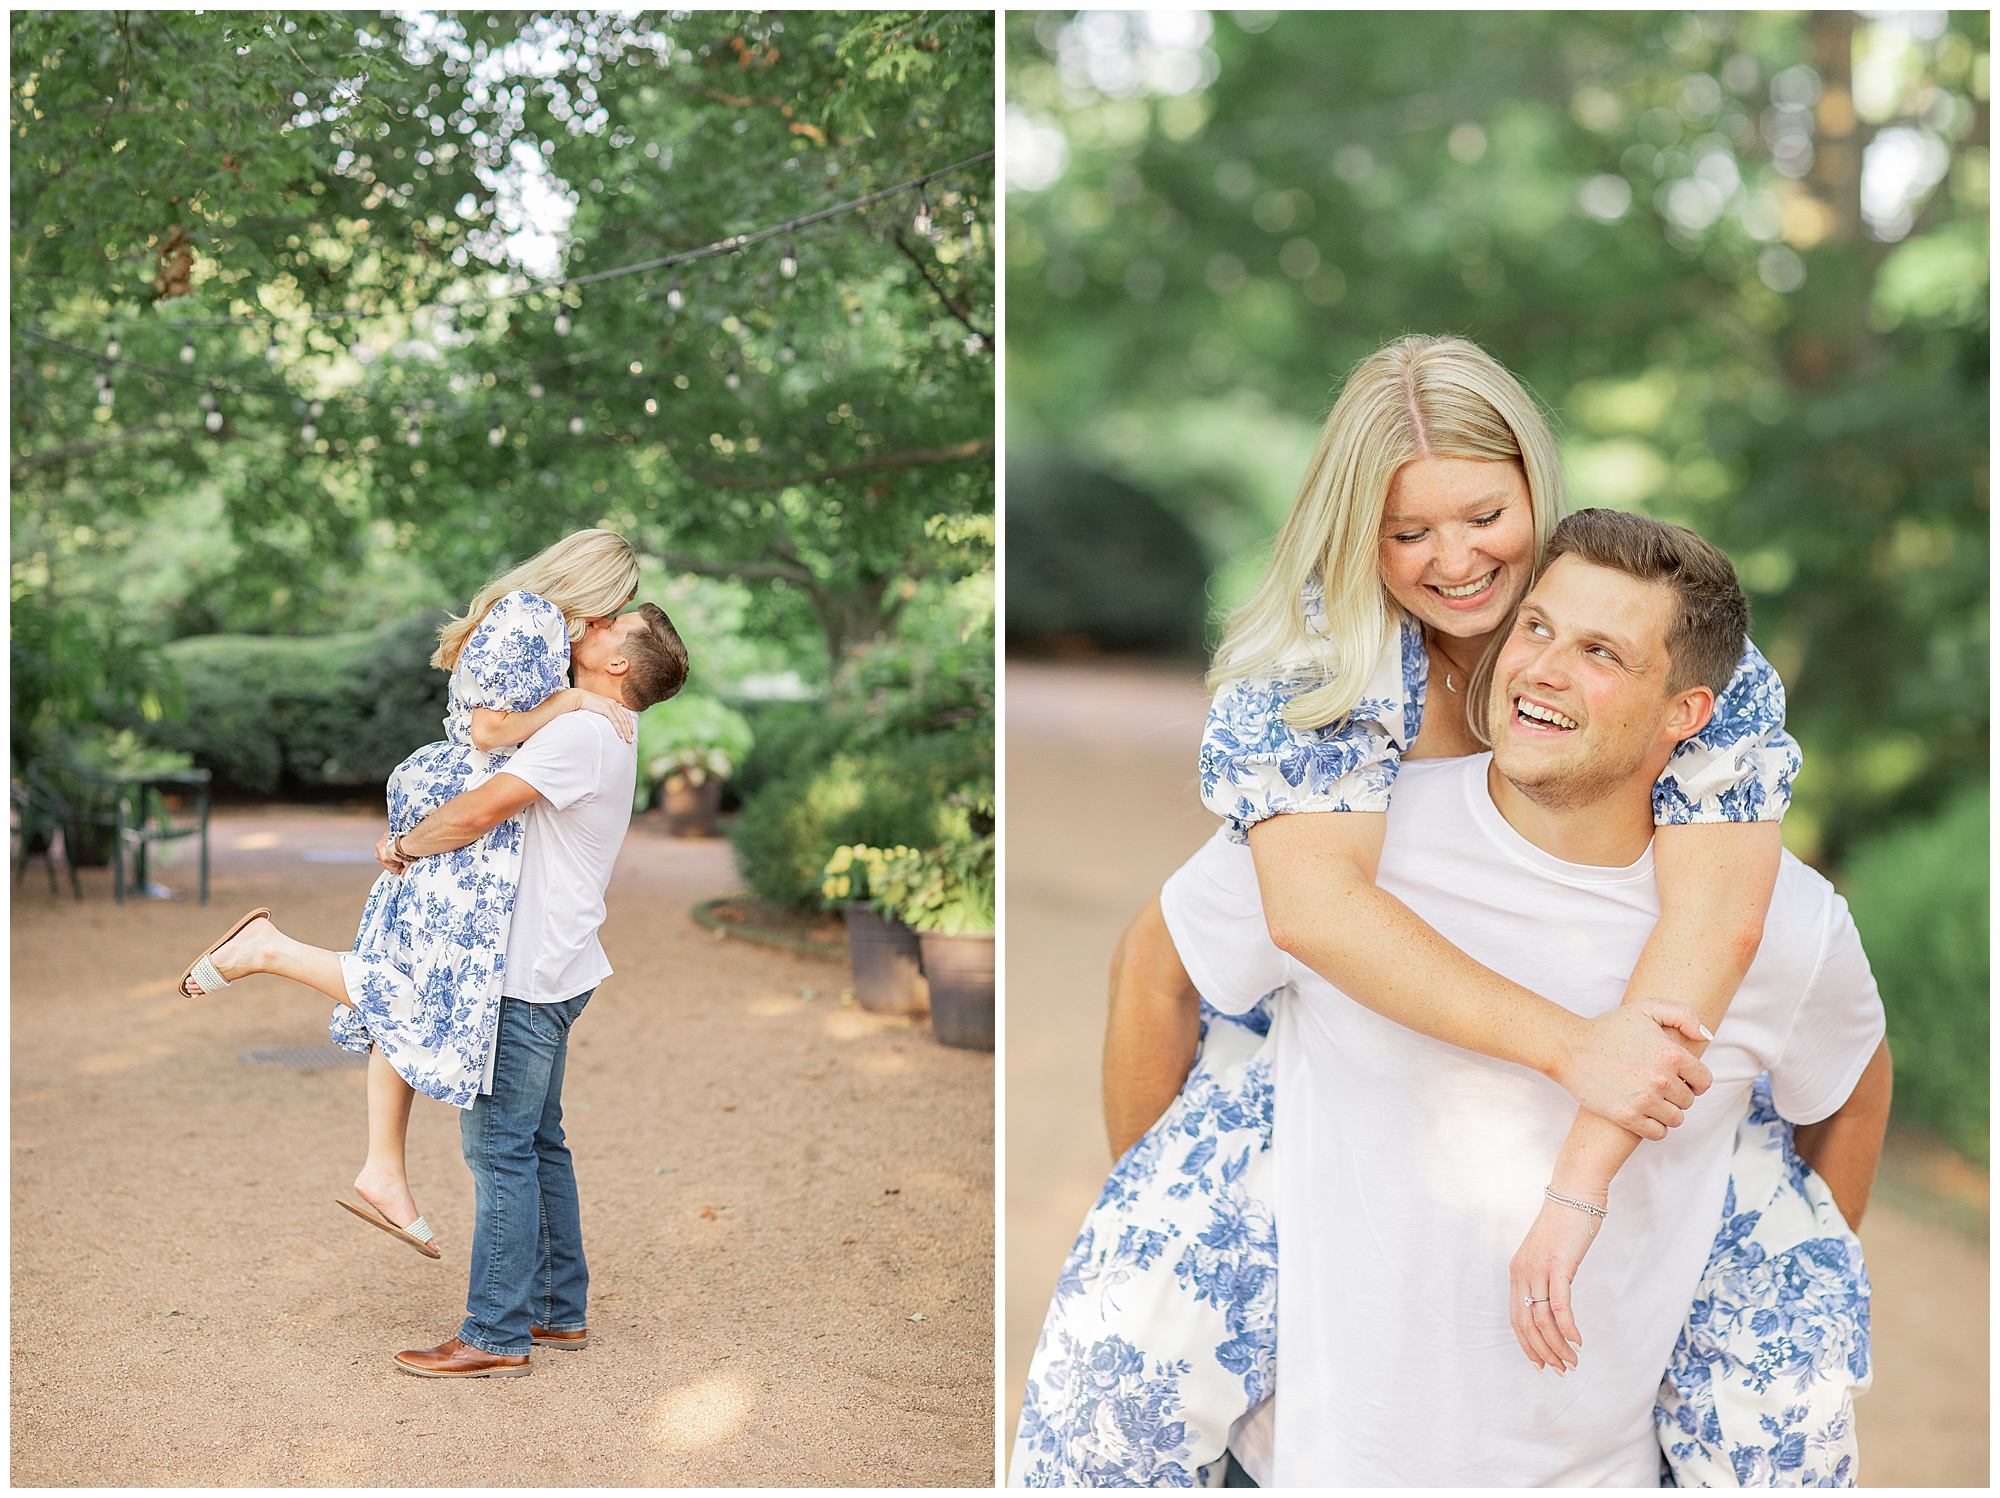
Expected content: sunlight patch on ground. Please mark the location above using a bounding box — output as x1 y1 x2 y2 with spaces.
820 1009 913 1042
232 832 284 851
745 996 806 1018
649 1374 755 1453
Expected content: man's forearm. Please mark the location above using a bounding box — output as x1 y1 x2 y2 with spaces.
1792 1039 1893 1231
1103 899 1203 1160
398 801 494 859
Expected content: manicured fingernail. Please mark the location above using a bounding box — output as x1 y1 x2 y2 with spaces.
1699 1024 1714 1041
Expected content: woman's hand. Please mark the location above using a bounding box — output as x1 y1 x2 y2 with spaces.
569 688 636 743
1554 1002 1713 1140
1508 1189 1605 1372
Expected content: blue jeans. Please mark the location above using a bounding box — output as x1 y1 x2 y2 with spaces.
458 991 592 1356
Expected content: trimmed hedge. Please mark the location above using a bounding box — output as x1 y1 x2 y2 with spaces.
1006 450 1211 655
151 611 452 795
1841 783 1988 1163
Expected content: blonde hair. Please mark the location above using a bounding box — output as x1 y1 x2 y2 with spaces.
431 529 641 671
1208 335 1567 731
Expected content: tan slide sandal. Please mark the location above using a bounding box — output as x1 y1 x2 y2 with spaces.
177 907 272 997
335 1196 442 1260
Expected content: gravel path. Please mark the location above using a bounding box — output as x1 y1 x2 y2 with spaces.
1003 659 1987 1488
13 806 992 1487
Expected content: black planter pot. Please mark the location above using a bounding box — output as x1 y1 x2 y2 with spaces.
917 931 994 1052
843 906 929 1014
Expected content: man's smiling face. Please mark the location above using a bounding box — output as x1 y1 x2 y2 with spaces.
1488 554 1703 809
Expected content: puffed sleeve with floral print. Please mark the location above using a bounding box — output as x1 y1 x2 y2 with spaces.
446 590 572 742
1199 615 1427 845
1653 639 1801 825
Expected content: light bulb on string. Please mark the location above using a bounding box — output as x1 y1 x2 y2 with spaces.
201 390 222 433
913 190 932 237
301 400 322 443
569 409 586 436
489 417 505 448
529 382 545 400
406 417 422 447
644 390 659 415
725 371 741 390
780 235 797 279
180 334 197 365
96 369 115 408
553 312 572 336
667 279 685 312
105 336 120 361
265 330 282 366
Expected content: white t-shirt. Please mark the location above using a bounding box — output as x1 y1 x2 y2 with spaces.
1160 755 1884 1488
496 710 637 1005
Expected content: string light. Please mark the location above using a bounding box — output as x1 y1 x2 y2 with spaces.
95 369 114 408
406 417 422 447
644 389 659 415
667 279 685 312
780 236 798 279
180 335 197 365
913 190 932 237
488 417 505 447
569 409 585 436
265 331 283 366
553 311 572 335
105 336 120 360
629 360 644 376
529 382 545 399
301 399 322 442
200 391 222 432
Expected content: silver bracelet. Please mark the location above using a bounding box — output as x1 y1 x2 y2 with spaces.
1544 1186 1607 1220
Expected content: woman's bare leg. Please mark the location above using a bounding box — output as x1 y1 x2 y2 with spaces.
352 1048 430 1238
184 915 436 1239
182 914 349 1005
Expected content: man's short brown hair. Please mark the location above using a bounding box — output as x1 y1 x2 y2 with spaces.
621 603 690 710
1544 509 1748 695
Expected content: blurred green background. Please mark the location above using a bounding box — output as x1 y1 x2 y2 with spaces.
1005 10 1987 1160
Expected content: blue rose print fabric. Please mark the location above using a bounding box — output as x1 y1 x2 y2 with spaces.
327 589 570 1107
1012 997 1278 1488
1656 1077 1871 1487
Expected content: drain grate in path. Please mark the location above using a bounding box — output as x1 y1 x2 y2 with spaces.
239 1046 368 1070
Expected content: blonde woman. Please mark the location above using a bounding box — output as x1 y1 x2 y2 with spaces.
1014 339 1865 1486
177 530 652 1256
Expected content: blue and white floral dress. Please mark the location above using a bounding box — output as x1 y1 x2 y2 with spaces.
327 589 571 1108
1014 604 1869 1488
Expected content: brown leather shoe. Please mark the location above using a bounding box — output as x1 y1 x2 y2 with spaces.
530 1325 589 1350
393 1337 530 1378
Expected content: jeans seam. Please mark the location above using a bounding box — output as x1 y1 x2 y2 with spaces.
454 1329 528 1359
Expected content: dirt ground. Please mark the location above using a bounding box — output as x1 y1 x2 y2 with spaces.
1003 658 1989 1488
12 806 993 1487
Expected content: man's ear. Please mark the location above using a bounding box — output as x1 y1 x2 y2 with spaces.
1664 683 1715 744
602 653 632 680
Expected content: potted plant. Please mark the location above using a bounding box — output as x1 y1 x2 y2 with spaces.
832 790 994 1050
822 843 929 1016
635 692 754 838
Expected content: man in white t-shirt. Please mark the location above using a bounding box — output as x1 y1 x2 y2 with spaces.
378 602 689 1378
1129 513 1889 1483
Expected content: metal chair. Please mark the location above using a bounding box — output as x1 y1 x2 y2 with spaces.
11 771 77 899
113 767 212 906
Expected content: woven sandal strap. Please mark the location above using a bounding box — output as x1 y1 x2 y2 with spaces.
189 954 231 995
404 1215 434 1244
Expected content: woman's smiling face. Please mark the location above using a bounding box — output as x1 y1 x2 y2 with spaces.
1376 455 1537 640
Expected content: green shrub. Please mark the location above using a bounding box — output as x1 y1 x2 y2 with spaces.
731 699 842 803
1841 782 1988 1163
729 732 983 909
151 611 452 795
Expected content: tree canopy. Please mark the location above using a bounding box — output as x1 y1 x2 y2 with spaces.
1006 9 1986 864
13 8 994 756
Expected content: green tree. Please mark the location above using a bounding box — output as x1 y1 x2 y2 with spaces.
13 10 994 761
